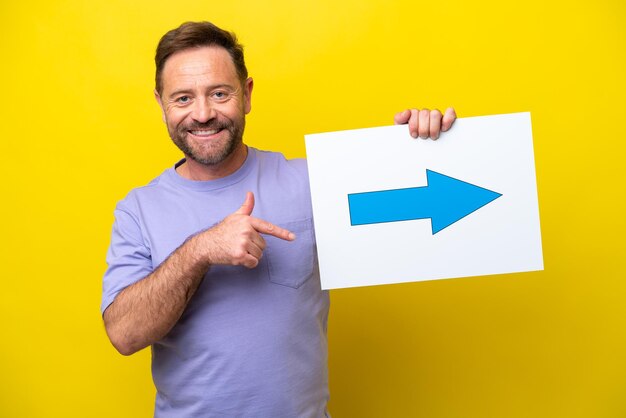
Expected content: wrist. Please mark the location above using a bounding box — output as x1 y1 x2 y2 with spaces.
186 232 213 270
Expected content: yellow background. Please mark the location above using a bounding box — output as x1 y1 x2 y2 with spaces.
2 0 625 416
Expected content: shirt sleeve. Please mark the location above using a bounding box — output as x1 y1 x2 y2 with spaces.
101 203 153 314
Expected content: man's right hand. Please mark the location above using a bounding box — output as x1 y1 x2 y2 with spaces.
104 191 293 355
200 192 295 269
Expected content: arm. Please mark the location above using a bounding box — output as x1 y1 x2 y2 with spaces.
394 107 457 139
103 192 293 356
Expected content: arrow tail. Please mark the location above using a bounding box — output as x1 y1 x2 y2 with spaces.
348 187 431 226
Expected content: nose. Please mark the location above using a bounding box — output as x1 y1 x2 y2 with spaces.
191 98 216 123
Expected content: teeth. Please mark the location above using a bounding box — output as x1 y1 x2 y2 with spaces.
191 129 219 135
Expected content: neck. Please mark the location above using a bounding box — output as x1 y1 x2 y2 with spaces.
176 143 248 181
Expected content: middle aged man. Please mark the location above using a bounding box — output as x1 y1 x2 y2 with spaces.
102 21 456 418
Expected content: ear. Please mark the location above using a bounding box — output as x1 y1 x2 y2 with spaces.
154 89 166 123
243 77 253 115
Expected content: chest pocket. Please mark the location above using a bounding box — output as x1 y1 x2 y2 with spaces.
265 218 315 289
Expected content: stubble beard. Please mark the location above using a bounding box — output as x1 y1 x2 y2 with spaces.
169 116 245 166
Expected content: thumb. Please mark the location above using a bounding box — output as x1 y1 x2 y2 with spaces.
235 191 255 216
394 109 411 125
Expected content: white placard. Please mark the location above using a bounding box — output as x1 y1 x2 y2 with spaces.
305 112 543 290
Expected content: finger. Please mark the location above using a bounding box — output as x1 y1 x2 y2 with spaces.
235 191 255 216
230 245 259 268
429 109 442 140
250 217 295 241
418 109 430 139
246 240 264 260
408 109 419 138
241 253 259 269
441 107 457 132
250 231 266 251
394 109 411 125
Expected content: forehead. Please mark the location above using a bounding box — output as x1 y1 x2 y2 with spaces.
161 46 239 93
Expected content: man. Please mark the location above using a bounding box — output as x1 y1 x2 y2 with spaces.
102 21 456 417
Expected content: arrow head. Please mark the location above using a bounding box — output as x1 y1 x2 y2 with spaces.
426 170 502 234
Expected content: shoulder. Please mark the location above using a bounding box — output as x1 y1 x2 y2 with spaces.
114 169 170 215
250 149 312 221
254 149 309 182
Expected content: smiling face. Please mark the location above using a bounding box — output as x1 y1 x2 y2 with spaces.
155 46 253 179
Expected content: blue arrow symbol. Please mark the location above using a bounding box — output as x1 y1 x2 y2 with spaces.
348 170 502 234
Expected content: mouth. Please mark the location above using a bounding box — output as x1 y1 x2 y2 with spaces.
187 127 226 139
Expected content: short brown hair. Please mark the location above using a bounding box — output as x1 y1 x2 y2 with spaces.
155 21 248 94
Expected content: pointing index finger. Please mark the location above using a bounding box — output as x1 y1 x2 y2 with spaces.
250 217 296 241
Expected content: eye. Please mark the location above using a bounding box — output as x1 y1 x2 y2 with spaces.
212 91 229 101
176 96 191 104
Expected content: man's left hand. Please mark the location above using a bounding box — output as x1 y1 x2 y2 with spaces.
394 107 456 140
